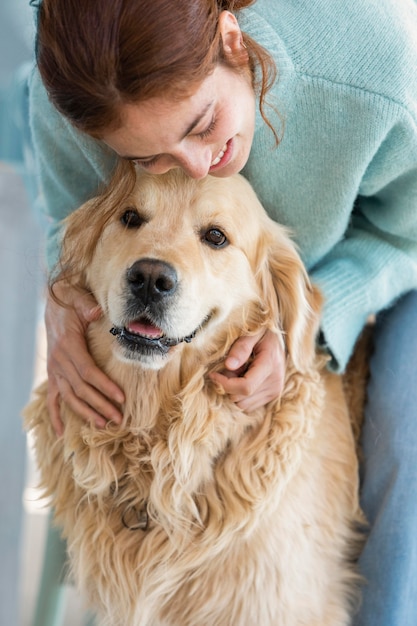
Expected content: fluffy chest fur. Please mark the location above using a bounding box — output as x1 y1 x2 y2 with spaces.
28 331 361 626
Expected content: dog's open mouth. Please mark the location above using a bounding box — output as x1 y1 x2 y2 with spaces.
110 314 211 356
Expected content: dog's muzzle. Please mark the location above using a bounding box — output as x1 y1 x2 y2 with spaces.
110 258 212 359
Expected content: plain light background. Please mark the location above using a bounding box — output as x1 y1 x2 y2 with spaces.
0 2 43 624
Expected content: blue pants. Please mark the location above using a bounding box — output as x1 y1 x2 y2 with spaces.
354 290 417 625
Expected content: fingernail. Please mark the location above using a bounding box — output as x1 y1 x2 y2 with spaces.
226 357 240 369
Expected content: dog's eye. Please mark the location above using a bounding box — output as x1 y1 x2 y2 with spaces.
203 228 228 248
120 208 143 229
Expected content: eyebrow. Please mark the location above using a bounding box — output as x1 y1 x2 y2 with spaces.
121 100 214 161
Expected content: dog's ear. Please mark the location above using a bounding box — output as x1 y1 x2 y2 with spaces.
257 222 323 373
52 161 137 290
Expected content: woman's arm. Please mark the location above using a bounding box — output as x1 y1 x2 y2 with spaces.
311 107 417 372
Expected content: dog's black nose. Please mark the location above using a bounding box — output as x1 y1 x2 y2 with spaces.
126 258 178 303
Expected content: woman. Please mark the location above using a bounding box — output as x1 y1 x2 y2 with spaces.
29 0 417 624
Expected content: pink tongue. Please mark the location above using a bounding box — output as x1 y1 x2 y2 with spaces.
127 319 163 338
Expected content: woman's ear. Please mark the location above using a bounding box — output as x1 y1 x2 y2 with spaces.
218 11 248 59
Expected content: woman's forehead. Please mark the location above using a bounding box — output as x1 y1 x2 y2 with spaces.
101 69 225 157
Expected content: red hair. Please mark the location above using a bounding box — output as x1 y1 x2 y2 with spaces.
36 0 277 138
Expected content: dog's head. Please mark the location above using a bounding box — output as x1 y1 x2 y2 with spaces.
56 167 321 372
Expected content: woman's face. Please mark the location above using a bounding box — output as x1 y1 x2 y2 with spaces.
102 65 256 179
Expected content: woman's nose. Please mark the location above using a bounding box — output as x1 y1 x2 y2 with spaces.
175 146 212 179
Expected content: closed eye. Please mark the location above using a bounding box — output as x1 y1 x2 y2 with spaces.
197 116 217 140
132 156 160 169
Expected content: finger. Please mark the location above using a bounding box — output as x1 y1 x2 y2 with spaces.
224 332 263 371
50 335 125 409
56 375 110 429
214 350 273 397
209 364 247 382
57 362 124 424
232 377 284 410
52 281 101 321
73 354 125 410
71 379 123 424
47 385 64 437
234 388 278 413
75 295 102 324
234 378 285 409
49 341 124 423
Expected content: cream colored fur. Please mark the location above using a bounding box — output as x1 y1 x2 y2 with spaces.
24 168 365 626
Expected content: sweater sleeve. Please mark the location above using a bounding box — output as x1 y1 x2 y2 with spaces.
311 106 417 372
28 67 118 270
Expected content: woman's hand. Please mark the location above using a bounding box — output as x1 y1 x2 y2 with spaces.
45 281 125 436
209 329 286 412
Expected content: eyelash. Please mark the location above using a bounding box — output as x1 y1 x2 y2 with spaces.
132 116 217 169
197 117 217 140
133 156 159 169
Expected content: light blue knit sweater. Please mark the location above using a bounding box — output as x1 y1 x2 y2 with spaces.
29 0 417 372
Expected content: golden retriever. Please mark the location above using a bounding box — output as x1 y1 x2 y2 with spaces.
24 167 365 626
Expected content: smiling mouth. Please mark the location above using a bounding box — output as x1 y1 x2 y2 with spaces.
109 314 212 356
211 142 228 167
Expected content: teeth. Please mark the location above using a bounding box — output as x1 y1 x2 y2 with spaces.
211 143 227 166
